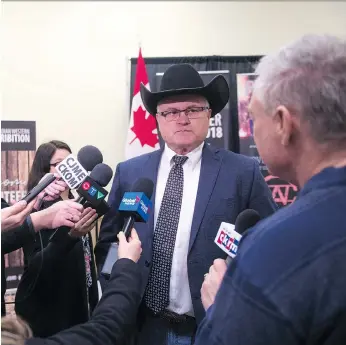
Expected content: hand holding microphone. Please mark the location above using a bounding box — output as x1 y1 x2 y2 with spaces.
117 228 142 263
1 199 37 231
20 145 104 207
30 200 84 232
39 174 68 202
69 207 98 238
201 259 227 311
201 209 261 311
101 178 154 277
215 209 261 266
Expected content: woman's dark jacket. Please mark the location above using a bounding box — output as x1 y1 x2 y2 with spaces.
14 197 99 337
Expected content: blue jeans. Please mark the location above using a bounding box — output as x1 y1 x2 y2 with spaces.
136 311 196 345
167 328 193 345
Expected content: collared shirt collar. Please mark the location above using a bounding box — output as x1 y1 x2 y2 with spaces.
162 142 204 170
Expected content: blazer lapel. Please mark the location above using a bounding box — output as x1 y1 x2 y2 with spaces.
142 148 163 236
188 144 222 253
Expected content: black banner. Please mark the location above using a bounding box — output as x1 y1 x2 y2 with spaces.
1 121 36 151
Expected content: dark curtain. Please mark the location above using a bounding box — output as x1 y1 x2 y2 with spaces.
130 55 262 153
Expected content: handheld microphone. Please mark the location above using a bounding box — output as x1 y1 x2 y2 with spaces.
214 209 260 265
21 173 56 203
49 163 113 242
77 145 103 172
76 163 113 205
55 145 104 190
119 178 154 238
101 178 154 278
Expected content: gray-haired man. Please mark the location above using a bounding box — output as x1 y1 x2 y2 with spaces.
196 34 346 345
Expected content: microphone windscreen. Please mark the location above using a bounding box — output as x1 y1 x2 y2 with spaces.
131 178 154 199
90 163 113 187
235 209 261 234
77 145 103 171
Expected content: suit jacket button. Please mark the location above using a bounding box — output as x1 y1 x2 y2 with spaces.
145 260 150 267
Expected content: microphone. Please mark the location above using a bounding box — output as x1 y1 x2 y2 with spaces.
35 145 104 211
21 145 103 205
101 178 154 278
49 163 113 242
21 173 56 203
77 145 103 172
75 163 113 206
119 178 154 238
55 145 103 190
214 209 260 265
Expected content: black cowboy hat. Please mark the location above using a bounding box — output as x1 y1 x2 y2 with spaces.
140 63 230 118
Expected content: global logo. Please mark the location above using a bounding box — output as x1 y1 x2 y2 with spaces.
140 200 149 214
122 198 137 206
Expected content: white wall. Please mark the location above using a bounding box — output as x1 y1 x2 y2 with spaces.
2 1 346 190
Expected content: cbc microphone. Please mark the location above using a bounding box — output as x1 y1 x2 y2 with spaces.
214 209 260 265
101 178 154 278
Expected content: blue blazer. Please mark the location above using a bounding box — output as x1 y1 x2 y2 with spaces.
95 143 277 324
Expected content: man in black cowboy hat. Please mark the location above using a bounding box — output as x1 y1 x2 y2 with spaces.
95 63 277 344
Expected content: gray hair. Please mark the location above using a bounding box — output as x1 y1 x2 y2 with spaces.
253 34 346 144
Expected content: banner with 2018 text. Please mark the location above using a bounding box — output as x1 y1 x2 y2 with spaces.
1 120 36 315
156 70 231 150
236 74 298 207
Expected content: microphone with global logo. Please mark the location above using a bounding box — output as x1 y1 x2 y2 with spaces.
101 178 154 278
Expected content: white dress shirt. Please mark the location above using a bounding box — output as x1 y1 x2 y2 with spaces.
154 142 203 316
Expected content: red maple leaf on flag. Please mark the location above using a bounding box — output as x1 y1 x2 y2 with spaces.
130 106 159 148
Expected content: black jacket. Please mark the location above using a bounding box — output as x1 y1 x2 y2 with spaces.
14 198 99 338
25 258 142 345
1 198 36 316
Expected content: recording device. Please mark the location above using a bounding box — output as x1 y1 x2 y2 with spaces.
49 163 114 242
33 145 104 212
118 178 154 238
101 178 154 278
55 154 88 190
77 145 103 171
21 173 56 203
76 163 113 206
214 209 260 265
55 145 104 189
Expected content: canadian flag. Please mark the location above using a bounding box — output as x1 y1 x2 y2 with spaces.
124 48 160 160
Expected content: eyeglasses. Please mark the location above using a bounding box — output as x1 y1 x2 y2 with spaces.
157 106 210 122
50 162 60 167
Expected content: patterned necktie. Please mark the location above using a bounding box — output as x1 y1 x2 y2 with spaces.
145 155 188 314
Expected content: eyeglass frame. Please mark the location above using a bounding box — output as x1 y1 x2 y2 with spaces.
156 106 211 122
50 162 61 168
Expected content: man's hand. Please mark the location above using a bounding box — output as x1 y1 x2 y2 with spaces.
30 200 84 232
201 259 228 311
117 229 142 263
1 199 37 231
69 207 98 237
